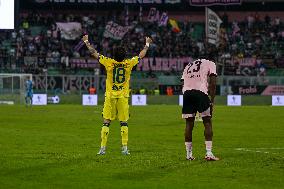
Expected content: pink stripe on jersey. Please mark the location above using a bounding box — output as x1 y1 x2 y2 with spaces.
182 59 217 95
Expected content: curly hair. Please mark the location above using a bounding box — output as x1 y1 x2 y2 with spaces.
113 46 126 62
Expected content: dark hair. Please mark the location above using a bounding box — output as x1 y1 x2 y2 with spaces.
200 46 217 61
113 46 126 62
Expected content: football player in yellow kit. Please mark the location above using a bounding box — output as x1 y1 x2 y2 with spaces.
82 35 152 155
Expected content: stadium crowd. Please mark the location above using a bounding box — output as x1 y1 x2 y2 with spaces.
0 11 283 76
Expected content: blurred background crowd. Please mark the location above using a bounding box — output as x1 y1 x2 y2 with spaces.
0 1 284 78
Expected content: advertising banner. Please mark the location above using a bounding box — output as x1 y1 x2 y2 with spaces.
69 57 199 70
132 95 147 106
227 95 242 106
70 58 100 68
179 95 183 106
261 86 284 96
136 57 191 72
32 0 180 4
272 96 284 106
190 0 241 6
32 94 47 105
230 57 256 67
32 75 100 91
159 85 220 95
231 85 284 96
82 95 98 106
47 96 60 104
231 85 266 95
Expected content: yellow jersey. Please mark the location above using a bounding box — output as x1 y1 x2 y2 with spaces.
99 55 139 98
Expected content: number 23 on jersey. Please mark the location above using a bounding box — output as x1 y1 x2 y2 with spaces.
186 60 202 74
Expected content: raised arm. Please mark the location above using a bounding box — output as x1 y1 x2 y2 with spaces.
139 37 153 59
82 35 99 60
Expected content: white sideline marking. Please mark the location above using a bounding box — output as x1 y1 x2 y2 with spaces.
235 148 284 155
0 101 14 105
235 148 270 154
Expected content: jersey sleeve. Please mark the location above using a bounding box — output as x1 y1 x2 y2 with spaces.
128 56 140 67
99 55 113 66
208 61 217 76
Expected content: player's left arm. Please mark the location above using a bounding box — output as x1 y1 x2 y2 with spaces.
208 74 217 117
82 35 99 60
208 61 217 104
207 60 217 116
208 75 217 104
139 37 153 59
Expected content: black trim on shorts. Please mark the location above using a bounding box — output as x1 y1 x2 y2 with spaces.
182 90 211 115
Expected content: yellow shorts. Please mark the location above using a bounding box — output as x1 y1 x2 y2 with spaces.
102 97 129 122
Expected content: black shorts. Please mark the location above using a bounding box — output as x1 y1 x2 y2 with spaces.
182 90 211 118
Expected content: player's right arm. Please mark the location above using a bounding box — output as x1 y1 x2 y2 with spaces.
82 35 99 60
139 37 153 59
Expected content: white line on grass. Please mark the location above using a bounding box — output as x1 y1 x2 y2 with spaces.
235 148 284 155
235 148 270 154
250 148 284 150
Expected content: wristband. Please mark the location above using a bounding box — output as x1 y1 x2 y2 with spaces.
145 43 150 48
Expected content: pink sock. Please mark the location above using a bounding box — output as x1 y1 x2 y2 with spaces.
205 141 212 153
185 142 192 152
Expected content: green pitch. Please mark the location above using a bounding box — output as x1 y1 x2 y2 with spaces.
0 105 283 189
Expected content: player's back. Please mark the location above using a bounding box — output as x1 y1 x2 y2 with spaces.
182 59 217 95
99 55 139 98
26 80 33 91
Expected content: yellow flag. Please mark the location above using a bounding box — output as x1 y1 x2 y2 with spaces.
169 19 181 33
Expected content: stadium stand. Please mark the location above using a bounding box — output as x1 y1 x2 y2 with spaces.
0 9 283 77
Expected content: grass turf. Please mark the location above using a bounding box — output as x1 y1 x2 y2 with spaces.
0 105 283 189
